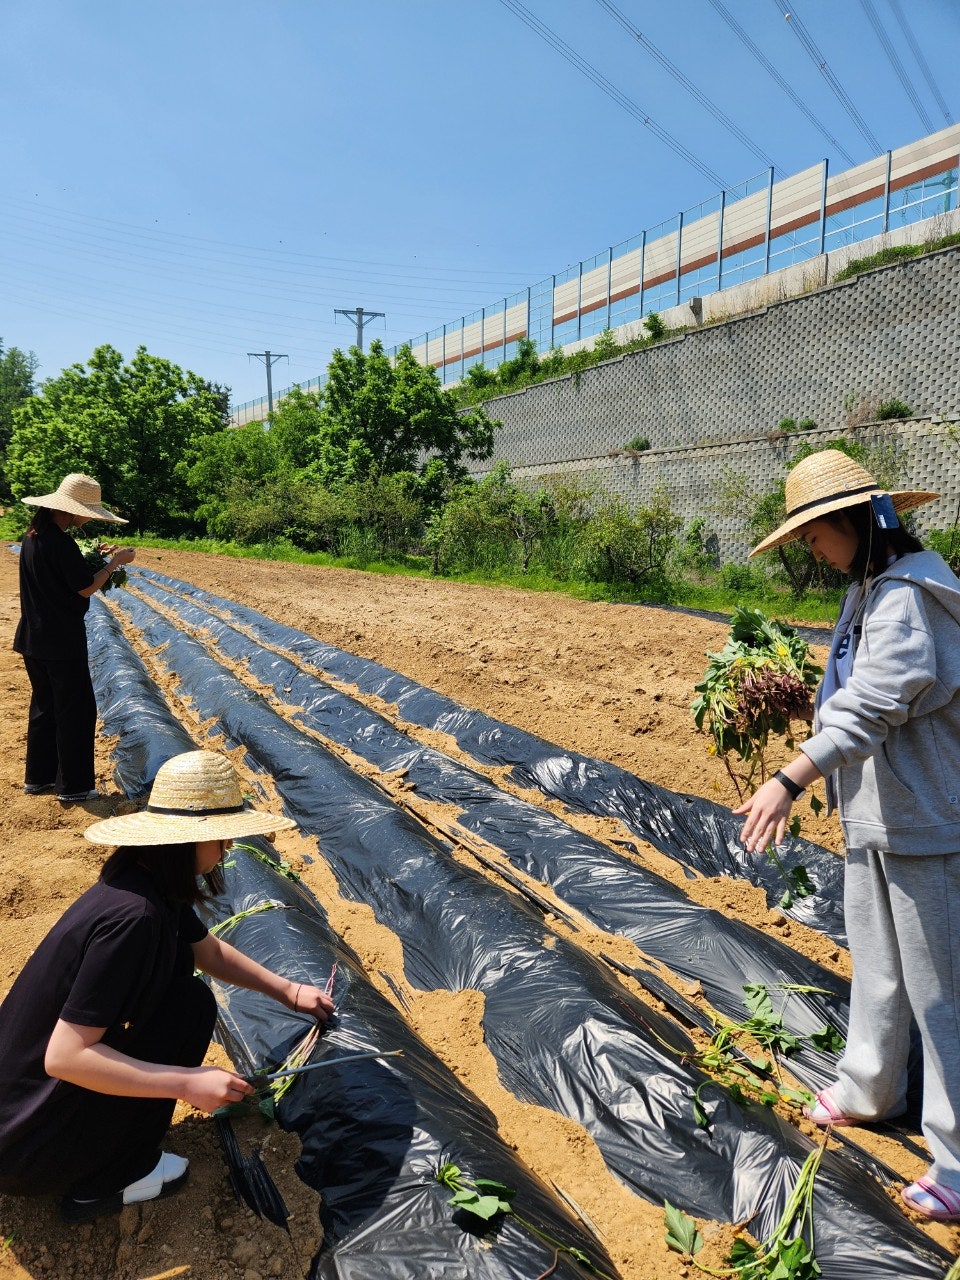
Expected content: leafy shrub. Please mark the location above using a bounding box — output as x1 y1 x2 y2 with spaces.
623 435 651 452
575 491 682 596
875 398 913 421
643 312 666 341
591 328 620 362
426 461 568 576
717 562 767 592
926 527 960 575
680 517 719 574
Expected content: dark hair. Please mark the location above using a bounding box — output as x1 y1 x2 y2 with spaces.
101 842 225 906
26 507 57 537
824 500 923 580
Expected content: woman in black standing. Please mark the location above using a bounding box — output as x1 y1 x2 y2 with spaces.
13 473 135 802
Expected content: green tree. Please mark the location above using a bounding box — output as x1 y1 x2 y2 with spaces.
184 420 279 534
6 345 230 534
0 339 39 496
310 341 496 488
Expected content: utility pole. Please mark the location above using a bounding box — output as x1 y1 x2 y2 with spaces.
334 306 385 352
247 350 288 417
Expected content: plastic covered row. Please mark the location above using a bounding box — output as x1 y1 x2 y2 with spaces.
88 596 619 1279
130 567 846 941
98 586 948 1278
125 575 852 1096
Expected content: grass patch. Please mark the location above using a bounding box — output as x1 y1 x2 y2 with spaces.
134 535 846 623
1 520 845 625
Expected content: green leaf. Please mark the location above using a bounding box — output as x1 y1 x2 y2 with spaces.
808 793 824 816
692 1084 711 1129
729 1237 760 1266
450 1190 510 1220
779 1086 816 1108
472 1177 516 1201
435 1162 461 1189
743 983 774 1020
663 1201 703 1256
809 1024 846 1054
788 865 816 899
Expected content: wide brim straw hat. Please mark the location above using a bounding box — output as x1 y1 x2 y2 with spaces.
84 750 296 847
749 449 939 557
22 472 127 524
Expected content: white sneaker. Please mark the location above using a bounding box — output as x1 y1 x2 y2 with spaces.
122 1151 190 1204
61 1152 189 1222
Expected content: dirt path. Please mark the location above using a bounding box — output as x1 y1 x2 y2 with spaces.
0 547 956 1279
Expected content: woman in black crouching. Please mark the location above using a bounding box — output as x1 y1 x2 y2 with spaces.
0 750 333 1223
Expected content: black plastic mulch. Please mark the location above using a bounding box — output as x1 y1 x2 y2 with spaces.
89 588 949 1279
127 573 850 1096
130 568 846 943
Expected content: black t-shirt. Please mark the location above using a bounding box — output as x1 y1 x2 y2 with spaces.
0 866 206 1164
13 523 95 660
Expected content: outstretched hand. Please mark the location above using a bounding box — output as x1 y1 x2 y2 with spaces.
734 777 794 854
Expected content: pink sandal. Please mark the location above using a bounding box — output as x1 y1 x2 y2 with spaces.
802 1086 857 1128
901 1176 960 1222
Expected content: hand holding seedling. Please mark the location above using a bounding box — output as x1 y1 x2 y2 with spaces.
181 1065 256 1113
285 980 335 1021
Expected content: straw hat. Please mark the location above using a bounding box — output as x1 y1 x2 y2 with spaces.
22 473 126 524
84 751 296 847
749 450 938 557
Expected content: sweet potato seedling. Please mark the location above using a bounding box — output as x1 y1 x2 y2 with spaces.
664 1136 826 1278
75 537 128 591
435 1162 616 1279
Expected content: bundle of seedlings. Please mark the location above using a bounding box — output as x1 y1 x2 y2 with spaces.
665 1135 826 1280
692 607 823 906
75 536 128 591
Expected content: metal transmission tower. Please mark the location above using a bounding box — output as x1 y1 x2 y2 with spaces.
247 350 289 417
334 306 385 352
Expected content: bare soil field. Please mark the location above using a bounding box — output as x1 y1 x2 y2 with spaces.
0 546 955 1280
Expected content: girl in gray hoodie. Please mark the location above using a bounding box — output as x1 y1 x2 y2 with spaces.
737 448 960 1224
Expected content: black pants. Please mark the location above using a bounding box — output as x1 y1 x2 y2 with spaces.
0 975 217 1199
22 652 97 794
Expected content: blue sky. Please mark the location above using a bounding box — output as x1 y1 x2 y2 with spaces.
2 0 957 407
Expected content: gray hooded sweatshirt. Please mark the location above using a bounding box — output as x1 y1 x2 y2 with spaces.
801 550 960 855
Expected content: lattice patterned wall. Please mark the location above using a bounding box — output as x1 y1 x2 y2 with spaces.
501 422 960 562
474 247 960 560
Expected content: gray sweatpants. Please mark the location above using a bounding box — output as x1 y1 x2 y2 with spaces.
833 846 960 1188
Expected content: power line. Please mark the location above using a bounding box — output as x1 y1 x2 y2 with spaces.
886 0 953 127
495 0 728 189
704 0 855 167
594 0 780 173
0 195 541 283
858 0 934 133
773 0 883 155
